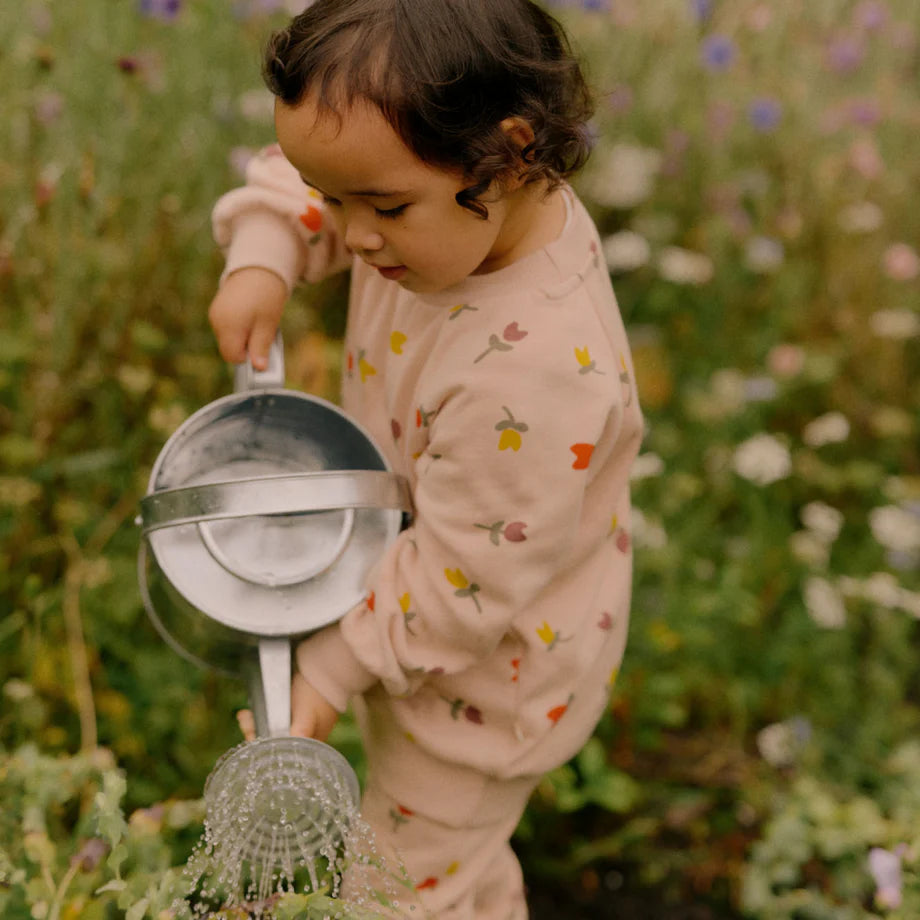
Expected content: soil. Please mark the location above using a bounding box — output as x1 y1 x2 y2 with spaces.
526 873 740 920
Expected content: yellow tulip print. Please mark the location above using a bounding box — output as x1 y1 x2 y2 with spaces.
399 592 417 634
448 303 478 320
498 429 522 451
537 620 570 651
358 349 377 382
575 346 604 375
390 330 407 354
445 569 469 589
494 406 528 451
445 568 482 612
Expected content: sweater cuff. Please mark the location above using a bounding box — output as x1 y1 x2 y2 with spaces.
294 624 378 713
220 211 306 292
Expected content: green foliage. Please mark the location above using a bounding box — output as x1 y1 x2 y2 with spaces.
2 0 919 916
0 744 199 920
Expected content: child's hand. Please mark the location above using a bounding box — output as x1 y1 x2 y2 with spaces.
290 670 339 742
208 266 288 371
236 708 257 742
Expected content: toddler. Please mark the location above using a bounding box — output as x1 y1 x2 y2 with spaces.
208 1 643 916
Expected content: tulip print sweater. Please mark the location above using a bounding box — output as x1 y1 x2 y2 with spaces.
213 146 644 779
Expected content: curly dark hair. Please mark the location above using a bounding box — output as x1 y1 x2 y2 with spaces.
263 0 594 218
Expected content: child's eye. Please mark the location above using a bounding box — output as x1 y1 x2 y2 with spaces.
375 204 408 220
321 194 342 208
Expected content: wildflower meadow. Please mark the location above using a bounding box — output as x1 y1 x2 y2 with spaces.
2 0 919 918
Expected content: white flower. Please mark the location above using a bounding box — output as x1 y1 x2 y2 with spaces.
657 247 714 285
837 201 884 234
839 573 920 617
756 717 812 767
804 576 847 628
583 143 662 209
630 452 665 481
869 308 920 340
863 571 908 609
744 235 784 273
602 230 651 273
3 679 35 702
800 502 845 543
732 433 792 485
630 508 668 549
802 411 850 447
869 506 920 554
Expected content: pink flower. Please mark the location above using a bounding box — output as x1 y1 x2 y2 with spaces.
868 845 906 909
767 344 806 378
883 243 920 281
848 137 884 179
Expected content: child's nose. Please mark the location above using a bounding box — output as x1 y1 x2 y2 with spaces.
344 219 385 254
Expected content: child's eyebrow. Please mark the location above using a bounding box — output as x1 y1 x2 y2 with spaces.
298 175 410 199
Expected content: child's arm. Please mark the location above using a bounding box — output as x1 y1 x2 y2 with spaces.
210 144 352 368
290 670 338 742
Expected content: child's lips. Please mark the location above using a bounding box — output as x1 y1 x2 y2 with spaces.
375 264 407 281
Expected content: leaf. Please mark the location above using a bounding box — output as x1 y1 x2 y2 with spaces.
95 879 127 895
588 770 641 814
125 895 150 919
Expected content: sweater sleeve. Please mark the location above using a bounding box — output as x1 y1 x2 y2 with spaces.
211 144 352 291
295 298 628 709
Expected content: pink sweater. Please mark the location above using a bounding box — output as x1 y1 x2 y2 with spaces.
213 146 643 777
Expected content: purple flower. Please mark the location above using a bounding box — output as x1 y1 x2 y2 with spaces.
846 96 882 126
139 0 181 20
748 97 783 132
854 1 889 31
826 35 866 73
689 0 713 22
701 34 736 71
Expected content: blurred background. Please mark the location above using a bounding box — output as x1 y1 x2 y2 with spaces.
1 0 919 917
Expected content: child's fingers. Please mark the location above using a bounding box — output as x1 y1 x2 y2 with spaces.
236 708 257 742
247 320 278 372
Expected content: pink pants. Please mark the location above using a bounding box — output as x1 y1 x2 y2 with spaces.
341 698 540 919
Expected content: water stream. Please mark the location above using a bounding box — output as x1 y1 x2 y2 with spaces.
170 739 416 919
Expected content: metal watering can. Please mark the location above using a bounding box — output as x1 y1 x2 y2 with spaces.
137 337 411 864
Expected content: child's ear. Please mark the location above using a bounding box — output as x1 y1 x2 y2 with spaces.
500 116 536 153
499 117 536 187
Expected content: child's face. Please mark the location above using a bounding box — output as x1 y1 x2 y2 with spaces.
275 95 518 293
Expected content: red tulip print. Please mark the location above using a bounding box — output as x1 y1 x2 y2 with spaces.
298 205 323 233
474 519 528 546
570 443 594 469
444 697 483 723
503 321 528 341
474 321 529 362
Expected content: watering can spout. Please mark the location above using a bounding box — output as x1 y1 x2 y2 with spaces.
247 637 292 738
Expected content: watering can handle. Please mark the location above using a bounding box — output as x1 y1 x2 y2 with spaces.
138 469 413 535
234 332 285 392
248 637 292 738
